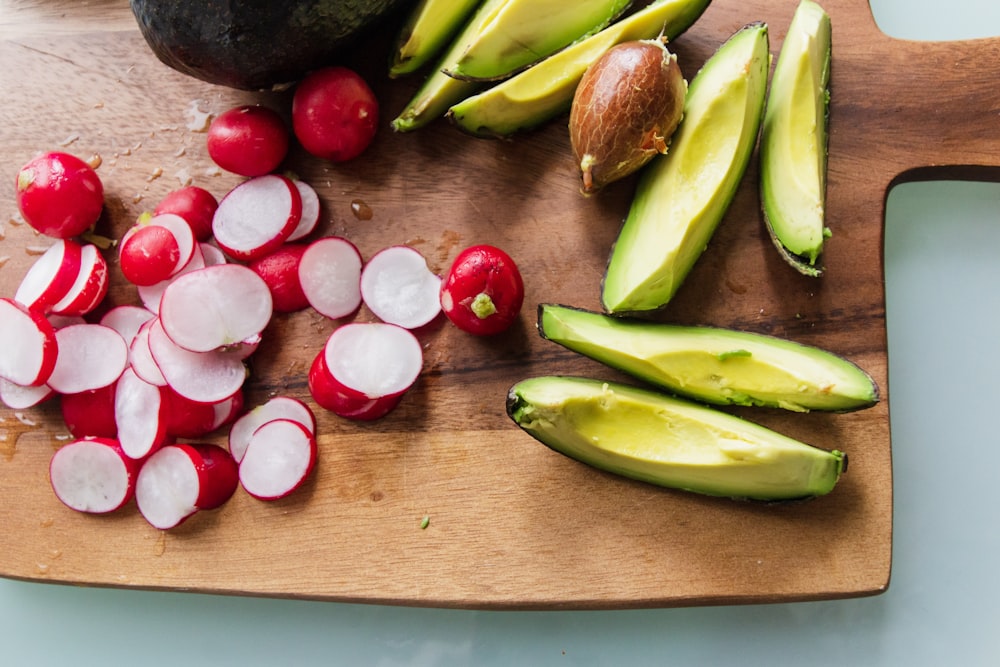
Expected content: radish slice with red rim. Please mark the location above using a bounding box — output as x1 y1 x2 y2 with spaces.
129 317 168 386
100 305 155 347
50 243 109 317
287 179 321 242
159 264 273 353
238 418 317 500
360 245 441 329
50 437 140 514
299 236 363 320
46 323 128 395
211 389 244 431
0 297 58 387
0 376 54 410
147 317 247 404
115 368 169 460
228 396 316 462
60 383 118 438
199 242 228 267
308 322 422 420
212 174 301 261
135 443 238 529
14 239 83 313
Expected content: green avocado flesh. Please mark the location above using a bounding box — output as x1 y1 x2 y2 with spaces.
601 23 769 315
507 376 847 500
538 304 879 412
447 0 711 137
390 0 481 77
759 0 832 275
445 0 633 81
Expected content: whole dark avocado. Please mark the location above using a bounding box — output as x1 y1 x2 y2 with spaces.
130 0 415 90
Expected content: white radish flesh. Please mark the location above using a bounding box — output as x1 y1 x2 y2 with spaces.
159 264 273 353
239 418 317 500
100 305 155 347
14 239 83 313
228 396 316 462
46 323 128 395
299 236 363 320
212 174 301 261
147 317 247 404
360 245 441 329
287 179 321 242
0 298 58 387
129 317 168 386
114 368 169 460
0 376 54 409
49 437 139 514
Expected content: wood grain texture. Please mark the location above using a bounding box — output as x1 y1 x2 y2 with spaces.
3 0 991 609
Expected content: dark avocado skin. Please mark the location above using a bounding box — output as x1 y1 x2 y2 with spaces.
130 0 416 90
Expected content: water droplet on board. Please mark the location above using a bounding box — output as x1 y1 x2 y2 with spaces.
350 199 373 220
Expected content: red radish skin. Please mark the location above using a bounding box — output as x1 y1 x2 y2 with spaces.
186 443 240 510
308 322 423 420
211 174 302 262
0 376 55 410
159 263 273 353
60 383 118 439
238 418 316 500
360 245 441 329
15 152 104 238
49 243 109 317
298 236 363 320
134 443 238 529
46 323 128 395
439 245 525 336
14 239 84 313
228 396 316 462
154 186 218 241
292 66 379 162
206 105 290 177
49 437 140 514
249 244 310 313
118 213 195 286
0 297 59 387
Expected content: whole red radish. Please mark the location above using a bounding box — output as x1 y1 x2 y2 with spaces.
292 66 378 162
119 222 182 287
154 186 219 242
439 245 524 336
15 152 104 238
207 105 289 176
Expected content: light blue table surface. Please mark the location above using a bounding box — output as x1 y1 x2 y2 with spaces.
4 2 1000 664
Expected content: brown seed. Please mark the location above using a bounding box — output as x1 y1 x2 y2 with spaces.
569 39 686 194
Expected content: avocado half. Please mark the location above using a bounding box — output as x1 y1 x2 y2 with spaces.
130 0 416 90
507 376 847 501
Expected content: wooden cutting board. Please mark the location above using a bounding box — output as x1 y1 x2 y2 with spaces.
1 0 993 610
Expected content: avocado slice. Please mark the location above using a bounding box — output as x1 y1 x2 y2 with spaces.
447 0 711 138
443 0 633 82
601 23 769 315
389 0 482 78
507 376 847 500
392 0 506 131
759 0 832 276
537 303 879 412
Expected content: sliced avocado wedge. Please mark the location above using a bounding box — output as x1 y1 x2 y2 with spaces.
538 303 879 412
601 23 769 315
389 0 482 78
447 0 711 138
759 0 832 276
444 0 633 82
507 376 847 500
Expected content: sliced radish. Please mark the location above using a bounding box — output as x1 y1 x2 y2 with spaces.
360 245 441 329
212 174 301 261
211 389 244 430
14 239 83 313
249 243 310 314
228 396 316 462
50 437 140 514
100 305 155 347
119 213 195 286
0 376 55 410
135 443 238 530
287 179 321 242
136 242 206 313
50 243 109 317
129 317 168 386
147 317 247 404
46 313 87 329
114 368 170 460
299 236 363 320
199 242 228 267
0 297 59 387
162 385 220 439
60 383 118 438
308 322 422 420
159 264 273 353
46 323 128 395
239 418 317 500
